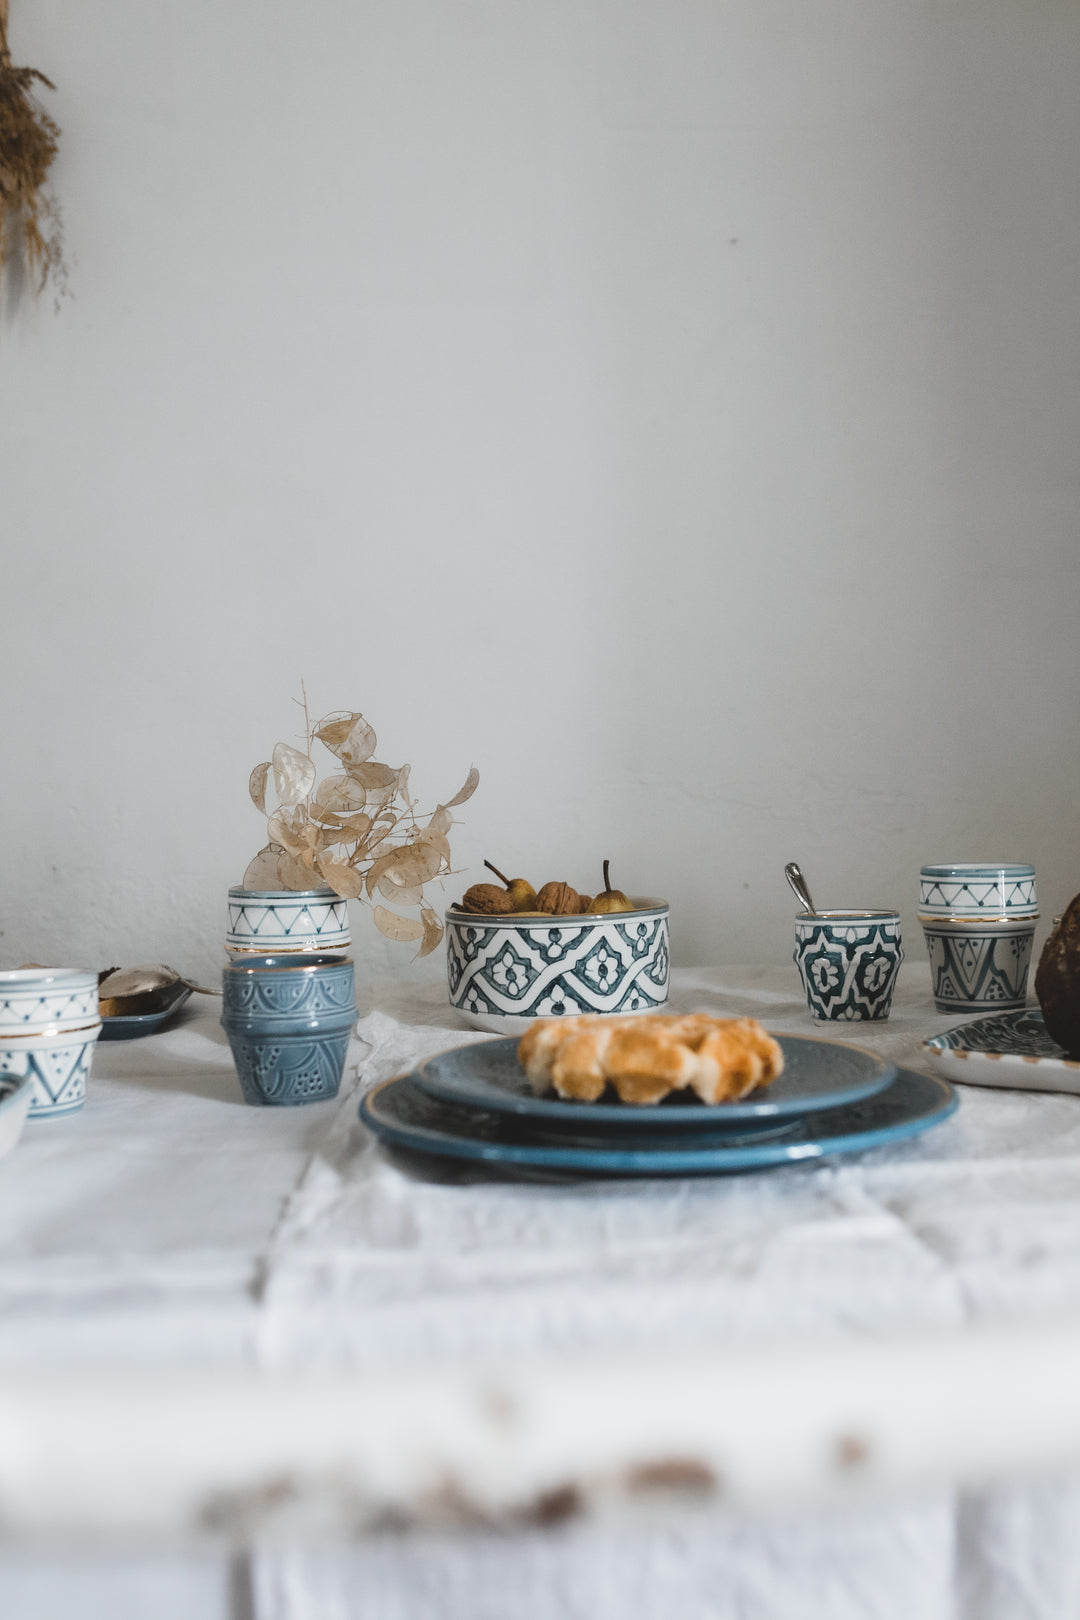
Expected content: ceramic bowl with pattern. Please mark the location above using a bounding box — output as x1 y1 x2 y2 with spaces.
221 953 356 1106
445 899 670 1035
919 913 1037 1016
917 863 1037 919
0 969 102 1119
793 911 903 1022
225 887 351 959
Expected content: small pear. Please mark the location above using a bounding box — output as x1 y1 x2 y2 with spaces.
586 859 634 915
484 860 538 913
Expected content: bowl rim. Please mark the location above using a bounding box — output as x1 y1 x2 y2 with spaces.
0 968 99 991
223 952 354 975
917 912 1039 929
918 863 1035 879
445 895 668 923
795 909 901 922
228 886 344 901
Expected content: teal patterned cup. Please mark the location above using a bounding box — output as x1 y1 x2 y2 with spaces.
794 911 903 1021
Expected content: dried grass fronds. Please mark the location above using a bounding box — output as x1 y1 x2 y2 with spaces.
0 0 67 310
243 697 479 958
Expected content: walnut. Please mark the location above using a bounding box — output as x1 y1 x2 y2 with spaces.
535 880 580 915
460 883 516 914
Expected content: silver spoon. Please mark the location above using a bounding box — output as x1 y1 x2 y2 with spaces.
784 862 818 915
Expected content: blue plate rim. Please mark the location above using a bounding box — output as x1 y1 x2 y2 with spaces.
99 983 193 1040
920 1008 1078 1070
360 1069 957 1173
411 1032 897 1126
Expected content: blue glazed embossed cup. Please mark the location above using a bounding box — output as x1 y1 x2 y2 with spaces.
794 911 904 1022
221 953 356 1106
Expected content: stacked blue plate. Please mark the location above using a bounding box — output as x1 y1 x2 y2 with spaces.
359 1033 957 1178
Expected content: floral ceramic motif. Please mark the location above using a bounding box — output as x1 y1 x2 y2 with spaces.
794 913 903 1022
445 903 670 1034
920 1010 1080 1097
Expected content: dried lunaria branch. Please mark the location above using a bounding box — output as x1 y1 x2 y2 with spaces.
0 0 67 311
244 705 478 957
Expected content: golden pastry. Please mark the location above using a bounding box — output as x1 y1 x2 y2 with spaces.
518 1013 784 1105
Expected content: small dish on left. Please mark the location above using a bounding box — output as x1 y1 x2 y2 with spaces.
99 981 192 1041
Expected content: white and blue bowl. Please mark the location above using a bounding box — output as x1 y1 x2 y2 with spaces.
793 911 904 1022
221 953 356 1106
445 898 670 1035
225 886 351 958
0 969 102 1119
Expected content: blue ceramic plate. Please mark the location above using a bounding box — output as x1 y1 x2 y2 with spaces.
99 983 192 1041
920 1009 1080 1096
360 1069 957 1175
411 1034 896 1129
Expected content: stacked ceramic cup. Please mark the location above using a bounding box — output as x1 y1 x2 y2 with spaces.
0 969 102 1118
918 863 1038 1016
221 953 356 1106
225 887 351 959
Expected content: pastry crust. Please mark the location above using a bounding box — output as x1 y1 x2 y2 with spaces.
518 1013 784 1105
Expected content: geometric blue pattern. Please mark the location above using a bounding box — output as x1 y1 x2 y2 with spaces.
0 1033 98 1117
922 920 1035 1014
918 864 1036 917
446 909 669 1024
0 970 99 1034
226 887 351 954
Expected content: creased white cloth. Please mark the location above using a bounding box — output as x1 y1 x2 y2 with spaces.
254 970 1080 1374
247 969 1080 1620
6 967 1080 1618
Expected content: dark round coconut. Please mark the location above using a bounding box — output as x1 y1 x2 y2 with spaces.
1035 894 1080 1056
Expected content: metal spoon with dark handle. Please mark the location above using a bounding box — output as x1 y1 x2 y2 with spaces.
784 862 818 915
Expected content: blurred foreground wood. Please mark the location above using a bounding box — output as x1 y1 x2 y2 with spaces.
2 1321 1080 1540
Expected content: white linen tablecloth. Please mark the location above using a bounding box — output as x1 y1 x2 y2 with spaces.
3 965 1080 1619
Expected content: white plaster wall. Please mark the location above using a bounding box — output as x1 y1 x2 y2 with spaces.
2 0 1079 988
